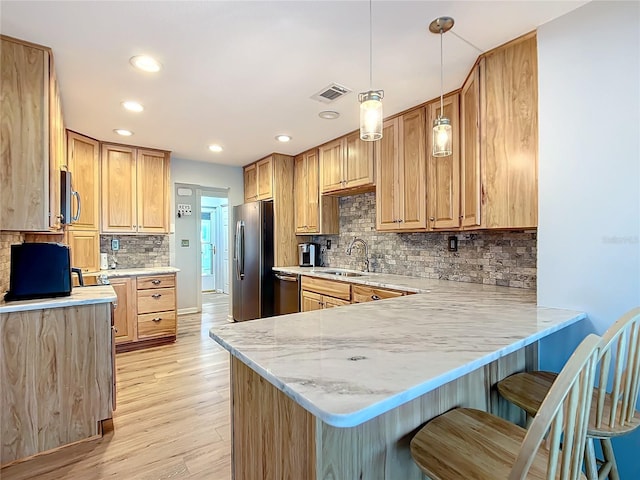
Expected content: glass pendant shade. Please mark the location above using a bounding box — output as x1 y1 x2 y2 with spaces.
359 90 383 141
432 116 452 157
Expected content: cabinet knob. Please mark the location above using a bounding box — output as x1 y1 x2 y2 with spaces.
318 301 324 306
152 294 162 299
429 217 435 221
398 219 404 223
152 280 161 285
152 317 162 322
460 215 464 219
371 295 381 301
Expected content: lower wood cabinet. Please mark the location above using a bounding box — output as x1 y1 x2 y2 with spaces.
112 273 177 352
66 229 100 273
351 284 407 303
300 276 351 312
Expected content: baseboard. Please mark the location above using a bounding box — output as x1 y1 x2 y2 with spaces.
178 307 199 315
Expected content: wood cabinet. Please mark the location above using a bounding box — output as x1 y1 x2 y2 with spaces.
66 230 100 273
0 35 65 232
101 144 170 234
67 131 100 230
244 156 273 202
319 131 375 195
111 277 136 344
480 34 538 229
294 149 338 235
113 273 177 352
351 284 407 303
460 63 482 229
376 107 427 231
300 276 351 312
427 94 461 230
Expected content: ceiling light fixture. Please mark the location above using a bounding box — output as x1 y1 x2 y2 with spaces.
208 144 223 153
429 17 454 157
319 110 340 120
114 129 133 136
275 135 292 143
129 55 162 73
122 101 144 112
358 0 383 142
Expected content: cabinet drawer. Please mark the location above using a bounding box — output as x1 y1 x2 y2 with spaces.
351 285 405 303
301 276 350 301
137 311 176 339
137 274 175 290
137 287 175 314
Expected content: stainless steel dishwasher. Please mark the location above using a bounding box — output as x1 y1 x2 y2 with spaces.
274 272 299 315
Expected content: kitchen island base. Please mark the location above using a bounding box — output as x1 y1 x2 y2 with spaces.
231 346 535 480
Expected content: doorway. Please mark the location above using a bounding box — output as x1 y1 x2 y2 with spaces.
200 196 229 295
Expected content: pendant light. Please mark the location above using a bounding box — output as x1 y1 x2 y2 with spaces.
429 17 454 157
359 0 383 141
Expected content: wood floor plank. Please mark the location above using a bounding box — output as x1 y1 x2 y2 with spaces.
1 294 232 480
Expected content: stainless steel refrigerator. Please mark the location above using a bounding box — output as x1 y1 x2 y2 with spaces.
232 201 274 321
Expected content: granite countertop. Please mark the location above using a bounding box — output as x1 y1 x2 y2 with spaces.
273 265 537 299
0 285 117 314
210 272 585 428
90 266 180 277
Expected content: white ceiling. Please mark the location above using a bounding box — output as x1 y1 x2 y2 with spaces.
1 1 587 167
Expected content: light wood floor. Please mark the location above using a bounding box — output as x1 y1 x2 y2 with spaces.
2 294 233 480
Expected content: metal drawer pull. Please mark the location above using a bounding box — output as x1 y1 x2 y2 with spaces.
152 317 162 322
152 280 161 285
371 295 381 300
152 294 162 299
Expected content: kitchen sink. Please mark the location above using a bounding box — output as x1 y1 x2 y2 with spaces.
322 270 365 277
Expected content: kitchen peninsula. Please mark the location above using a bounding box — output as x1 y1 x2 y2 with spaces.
0 286 117 466
210 275 586 479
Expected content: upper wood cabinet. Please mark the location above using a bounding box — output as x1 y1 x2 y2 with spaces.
101 144 170 234
460 63 482 229
294 149 338 235
66 229 100 273
319 131 375 195
376 107 427 231
0 35 65 232
427 94 461 230
67 131 100 230
244 156 273 202
480 34 538 229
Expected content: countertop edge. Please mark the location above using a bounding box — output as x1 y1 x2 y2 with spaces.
0 286 117 314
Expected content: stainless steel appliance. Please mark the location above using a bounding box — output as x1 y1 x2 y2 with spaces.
274 272 299 315
232 201 274 321
298 242 321 267
60 169 81 225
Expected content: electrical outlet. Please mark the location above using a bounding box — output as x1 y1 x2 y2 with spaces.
447 236 458 252
326 239 331 250
111 238 120 251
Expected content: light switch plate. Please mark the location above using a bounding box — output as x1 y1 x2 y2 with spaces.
111 239 120 251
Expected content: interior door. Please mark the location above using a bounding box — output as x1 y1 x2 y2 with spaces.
201 208 216 292
221 205 229 294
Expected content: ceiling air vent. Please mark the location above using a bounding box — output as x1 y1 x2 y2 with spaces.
311 83 352 103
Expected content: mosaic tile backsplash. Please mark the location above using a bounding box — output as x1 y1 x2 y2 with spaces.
312 192 537 289
100 235 170 269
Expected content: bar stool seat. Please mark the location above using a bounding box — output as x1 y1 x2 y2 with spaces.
411 335 601 480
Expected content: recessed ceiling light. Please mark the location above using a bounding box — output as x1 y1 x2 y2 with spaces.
208 144 223 153
275 135 292 143
319 110 340 120
129 55 162 73
122 101 144 112
114 129 133 136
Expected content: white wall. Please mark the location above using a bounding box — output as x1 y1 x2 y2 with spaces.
537 2 640 477
170 157 243 313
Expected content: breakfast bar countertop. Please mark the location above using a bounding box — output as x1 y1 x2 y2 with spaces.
0 285 117 314
210 278 586 427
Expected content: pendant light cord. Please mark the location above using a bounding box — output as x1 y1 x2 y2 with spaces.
439 28 444 116
369 0 373 88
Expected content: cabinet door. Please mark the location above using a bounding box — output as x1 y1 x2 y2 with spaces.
301 290 323 312
49 70 65 231
319 139 344 193
101 144 137 233
111 277 136 344
67 229 100 273
460 63 482 229
0 38 50 231
323 296 350 308
256 157 273 200
344 131 374 189
294 154 308 233
137 149 170 233
244 163 258 202
398 108 427 230
67 131 100 230
376 119 400 231
482 36 538 228
304 150 320 232
428 94 461 230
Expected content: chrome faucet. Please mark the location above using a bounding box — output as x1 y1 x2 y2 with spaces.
346 237 370 272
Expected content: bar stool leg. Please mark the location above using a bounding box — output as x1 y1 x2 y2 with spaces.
599 438 620 480
585 438 600 480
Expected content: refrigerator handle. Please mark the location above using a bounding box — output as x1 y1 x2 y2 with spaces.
235 220 245 280
239 222 245 279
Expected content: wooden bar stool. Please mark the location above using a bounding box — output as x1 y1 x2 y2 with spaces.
497 308 640 480
410 334 600 480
